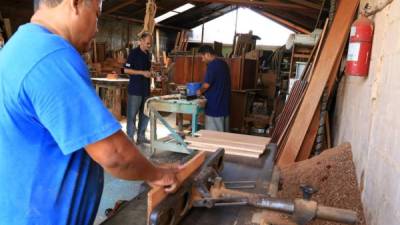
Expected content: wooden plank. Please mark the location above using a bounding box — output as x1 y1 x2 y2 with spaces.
296 43 345 161
295 106 320 161
188 144 260 158
3 18 13 39
147 151 206 219
195 130 270 146
277 0 359 166
185 137 265 153
303 19 329 81
187 135 266 149
155 29 160 62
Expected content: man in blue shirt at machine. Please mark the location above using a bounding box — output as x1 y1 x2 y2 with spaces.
197 45 231 132
0 0 178 224
124 32 153 145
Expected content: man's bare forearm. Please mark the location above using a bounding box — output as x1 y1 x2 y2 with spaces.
124 68 144 76
86 131 160 182
198 82 210 95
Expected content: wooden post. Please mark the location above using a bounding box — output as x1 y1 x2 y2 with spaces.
156 29 160 63
93 39 98 63
200 23 205 44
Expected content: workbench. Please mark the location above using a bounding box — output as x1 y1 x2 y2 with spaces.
146 95 205 155
101 146 278 225
92 78 129 120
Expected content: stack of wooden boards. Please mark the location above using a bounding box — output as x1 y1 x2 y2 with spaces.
185 130 270 158
271 0 360 167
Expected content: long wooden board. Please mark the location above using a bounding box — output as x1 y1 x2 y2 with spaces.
187 144 260 158
185 136 265 153
188 135 266 149
147 151 206 219
277 0 359 166
195 130 270 146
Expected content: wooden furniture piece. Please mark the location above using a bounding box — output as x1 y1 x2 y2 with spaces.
174 55 207 84
174 55 257 91
230 89 258 133
229 56 257 90
91 78 129 120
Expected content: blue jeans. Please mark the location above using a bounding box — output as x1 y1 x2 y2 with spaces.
126 95 149 141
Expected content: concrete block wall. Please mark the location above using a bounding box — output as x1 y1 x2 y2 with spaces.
333 0 400 224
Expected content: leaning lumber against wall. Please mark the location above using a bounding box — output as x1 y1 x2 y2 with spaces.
277 0 360 166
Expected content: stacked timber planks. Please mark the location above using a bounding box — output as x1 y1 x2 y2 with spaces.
271 0 360 167
186 130 270 158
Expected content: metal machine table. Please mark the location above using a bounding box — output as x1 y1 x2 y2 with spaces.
147 96 205 155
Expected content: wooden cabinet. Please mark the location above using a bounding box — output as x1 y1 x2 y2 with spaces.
174 55 257 91
174 56 207 84
228 57 257 90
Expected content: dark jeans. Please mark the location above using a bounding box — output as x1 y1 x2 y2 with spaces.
126 95 149 141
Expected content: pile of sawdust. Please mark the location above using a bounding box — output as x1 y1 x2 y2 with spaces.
277 143 366 225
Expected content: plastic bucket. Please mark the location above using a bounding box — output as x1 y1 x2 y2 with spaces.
186 82 202 96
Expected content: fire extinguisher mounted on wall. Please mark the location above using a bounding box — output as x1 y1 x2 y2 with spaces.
345 10 374 77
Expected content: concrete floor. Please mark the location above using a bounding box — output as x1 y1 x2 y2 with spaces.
94 114 182 225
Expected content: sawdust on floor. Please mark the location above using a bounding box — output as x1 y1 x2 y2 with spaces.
275 142 366 225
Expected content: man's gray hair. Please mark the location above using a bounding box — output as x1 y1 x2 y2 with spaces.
138 32 152 40
34 0 93 11
34 0 62 11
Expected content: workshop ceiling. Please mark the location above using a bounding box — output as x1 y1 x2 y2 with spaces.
102 0 329 33
1 0 328 33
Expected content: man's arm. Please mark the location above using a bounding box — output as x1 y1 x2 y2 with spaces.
124 68 152 78
85 130 177 190
197 82 210 96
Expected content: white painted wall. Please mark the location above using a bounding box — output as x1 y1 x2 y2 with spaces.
334 1 400 224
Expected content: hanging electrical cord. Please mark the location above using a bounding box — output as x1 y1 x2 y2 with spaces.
364 0 394 17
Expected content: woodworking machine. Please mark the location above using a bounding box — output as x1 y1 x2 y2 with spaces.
149 147 359 225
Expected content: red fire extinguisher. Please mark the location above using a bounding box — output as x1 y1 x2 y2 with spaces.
345 14 374 77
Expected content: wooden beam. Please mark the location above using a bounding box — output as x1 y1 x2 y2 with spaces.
103 0 137 14
287 0 321 10
191 0 309 10
277 0 360 166
256 10 311 34
101 14 187 31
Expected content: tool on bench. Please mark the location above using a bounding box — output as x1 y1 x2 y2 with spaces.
149 148 359 225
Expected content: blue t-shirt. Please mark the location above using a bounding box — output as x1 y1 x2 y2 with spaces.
124 47 151 97
0 23 121 225
204 58 231 117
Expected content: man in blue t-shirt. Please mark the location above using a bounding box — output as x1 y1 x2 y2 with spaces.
0 1 178 225
197 45 231 132
124 32 152 145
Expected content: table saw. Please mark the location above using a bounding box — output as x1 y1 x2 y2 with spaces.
101 145 358 225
